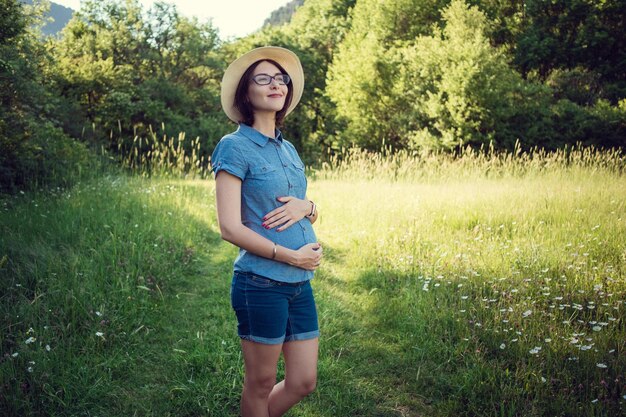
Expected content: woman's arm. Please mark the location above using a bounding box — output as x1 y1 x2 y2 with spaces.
215 171 322 270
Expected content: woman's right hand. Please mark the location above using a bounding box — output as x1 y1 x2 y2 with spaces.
293 243 323 270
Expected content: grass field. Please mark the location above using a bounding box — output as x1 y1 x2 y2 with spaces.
1 148 625 416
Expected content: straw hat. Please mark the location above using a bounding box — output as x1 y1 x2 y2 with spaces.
220 46 304 123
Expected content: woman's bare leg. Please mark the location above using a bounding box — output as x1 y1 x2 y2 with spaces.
240 340 283 417
268 338 319 417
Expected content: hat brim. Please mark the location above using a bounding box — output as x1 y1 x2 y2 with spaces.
220 46 304 123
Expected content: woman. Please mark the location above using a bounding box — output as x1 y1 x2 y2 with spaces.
211 46 323 417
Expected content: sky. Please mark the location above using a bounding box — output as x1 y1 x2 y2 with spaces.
51 0 291 40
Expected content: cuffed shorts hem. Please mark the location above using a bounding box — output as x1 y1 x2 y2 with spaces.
239 329 320 345
239 334 285 345
284 329 320 343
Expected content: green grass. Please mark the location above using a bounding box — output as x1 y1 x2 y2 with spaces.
1 149 625 416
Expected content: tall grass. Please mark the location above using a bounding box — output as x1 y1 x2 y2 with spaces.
110 124 211 179
110 129 625 182
314 142 625 182
1 145 624 416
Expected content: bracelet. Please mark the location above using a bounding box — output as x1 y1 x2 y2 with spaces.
271 243 277 260
306 200 316 218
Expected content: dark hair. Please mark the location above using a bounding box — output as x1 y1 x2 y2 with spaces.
233 59 294 127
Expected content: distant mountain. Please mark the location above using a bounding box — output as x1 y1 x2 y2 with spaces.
264 0 305 28
19 0 74 37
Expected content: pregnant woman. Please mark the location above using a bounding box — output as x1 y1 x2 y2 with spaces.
211 46 322 417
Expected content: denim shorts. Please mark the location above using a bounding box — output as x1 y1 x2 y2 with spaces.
230 271 320 345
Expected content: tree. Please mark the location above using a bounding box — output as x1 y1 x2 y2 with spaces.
515 0 626 102
327 0 555 151
326 0 450 150
49 0 228 153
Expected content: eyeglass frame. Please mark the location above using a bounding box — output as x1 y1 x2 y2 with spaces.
250 73 291 86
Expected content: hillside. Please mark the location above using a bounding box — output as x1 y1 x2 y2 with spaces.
19 0 74 36
264 0 305 27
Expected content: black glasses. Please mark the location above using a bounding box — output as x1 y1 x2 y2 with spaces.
251 73 291 86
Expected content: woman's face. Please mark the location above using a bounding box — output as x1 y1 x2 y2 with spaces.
247 61 289 117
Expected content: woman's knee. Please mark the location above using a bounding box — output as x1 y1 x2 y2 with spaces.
244 373 277 396
287 375 317 397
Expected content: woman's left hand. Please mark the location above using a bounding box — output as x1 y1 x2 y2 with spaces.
262 196 310 232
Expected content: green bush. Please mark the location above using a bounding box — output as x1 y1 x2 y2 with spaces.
0 121 96 193
549 99 626 149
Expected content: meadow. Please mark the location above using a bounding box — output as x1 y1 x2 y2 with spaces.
1 146 625 416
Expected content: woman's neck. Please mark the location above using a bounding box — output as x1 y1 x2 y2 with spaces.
252 113 277 138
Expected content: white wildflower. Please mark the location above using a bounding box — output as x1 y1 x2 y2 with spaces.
596 363 607 369
24 337 36 344
523 310 532 318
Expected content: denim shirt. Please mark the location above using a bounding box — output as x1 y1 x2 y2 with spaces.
211 123 317 283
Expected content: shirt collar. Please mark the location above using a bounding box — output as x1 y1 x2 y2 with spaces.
237 123 283 147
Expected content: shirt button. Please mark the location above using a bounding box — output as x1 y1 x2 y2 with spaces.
283 164 288 167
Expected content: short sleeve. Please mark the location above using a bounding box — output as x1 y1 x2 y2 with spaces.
211 137 247 180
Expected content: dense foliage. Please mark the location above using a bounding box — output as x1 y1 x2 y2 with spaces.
0 0 92 193
1 0 625 192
